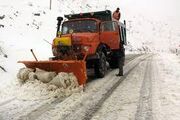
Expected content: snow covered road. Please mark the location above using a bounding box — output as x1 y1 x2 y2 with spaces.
90 55 152 120
91 53 180 120
0 53 180 120
0 54 141 120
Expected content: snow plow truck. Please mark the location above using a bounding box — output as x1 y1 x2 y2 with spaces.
18 10 127 86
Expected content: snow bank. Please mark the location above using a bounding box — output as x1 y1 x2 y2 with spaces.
35 68 56 83
16 79 81 101
17 67 34 83
50 72 79 89
0 67 82 101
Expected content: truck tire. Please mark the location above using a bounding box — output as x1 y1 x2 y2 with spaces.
94 52 107 78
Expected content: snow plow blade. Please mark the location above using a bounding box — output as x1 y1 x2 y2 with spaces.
18 60 87 85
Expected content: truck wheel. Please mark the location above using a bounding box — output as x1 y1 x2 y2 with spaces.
94 52 107 78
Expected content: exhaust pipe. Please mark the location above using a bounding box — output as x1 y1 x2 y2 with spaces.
56 17 63 37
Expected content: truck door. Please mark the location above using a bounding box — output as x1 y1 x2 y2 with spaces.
100 21 120 49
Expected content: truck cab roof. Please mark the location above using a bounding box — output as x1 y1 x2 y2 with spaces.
64 10 112 21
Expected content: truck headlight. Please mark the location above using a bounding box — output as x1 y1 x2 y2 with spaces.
82 46 90 52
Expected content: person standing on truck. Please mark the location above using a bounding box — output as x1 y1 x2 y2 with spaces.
113 8 121 21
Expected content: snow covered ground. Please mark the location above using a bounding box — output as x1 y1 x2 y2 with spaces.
152 53 180 120
0 53 145 120
0 53 180 120
91 53 180 120
0 0 180 120
0 0 149 107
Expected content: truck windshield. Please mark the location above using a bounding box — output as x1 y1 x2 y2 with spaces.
62 20 97 34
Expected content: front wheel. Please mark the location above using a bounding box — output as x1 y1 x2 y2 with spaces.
94 52 107 78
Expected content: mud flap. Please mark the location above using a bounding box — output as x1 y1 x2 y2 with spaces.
18 60 87 85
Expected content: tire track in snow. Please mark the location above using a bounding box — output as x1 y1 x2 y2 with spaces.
16 54 142 120
91 56 148 120
81 60 141 120
18 97 66 120
0 54 143 120
135 56 154 120
61 54 153 120
0 99 50 120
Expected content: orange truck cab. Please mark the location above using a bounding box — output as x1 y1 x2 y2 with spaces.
52 10 127 78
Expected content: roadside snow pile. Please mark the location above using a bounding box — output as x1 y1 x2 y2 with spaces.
17 68 34 82
16 68 82 100
35 68 56 83
50 72 79 89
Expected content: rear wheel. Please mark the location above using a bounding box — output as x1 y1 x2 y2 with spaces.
94 52 107 78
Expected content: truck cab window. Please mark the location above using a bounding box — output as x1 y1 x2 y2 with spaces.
62 20 97 34
101 21 118 32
